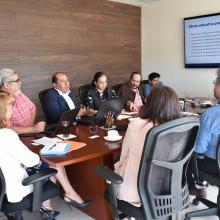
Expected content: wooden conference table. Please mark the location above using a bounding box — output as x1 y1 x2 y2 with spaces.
21 122 126 220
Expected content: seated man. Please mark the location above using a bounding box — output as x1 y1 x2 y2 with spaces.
118 72 145 112
143 72 163 98
43 72 87 124
0 68 45 134
187 70 220 198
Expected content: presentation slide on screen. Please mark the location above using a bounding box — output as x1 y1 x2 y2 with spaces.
184 15 220 65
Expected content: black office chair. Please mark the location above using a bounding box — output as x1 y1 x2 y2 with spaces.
95 116 199 220
112 83 123 95
0 168 59 220
185 144 220 219
141 79 149 85
78 84 92 106
39 88 53 123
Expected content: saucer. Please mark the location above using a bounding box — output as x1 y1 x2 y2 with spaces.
104 135 122 142
57 134 76 140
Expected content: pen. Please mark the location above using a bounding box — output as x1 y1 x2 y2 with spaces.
48 143 56 151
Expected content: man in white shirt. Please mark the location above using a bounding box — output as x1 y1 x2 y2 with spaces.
43 72 87 124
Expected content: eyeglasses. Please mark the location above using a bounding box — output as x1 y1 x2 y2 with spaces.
7 78 20 84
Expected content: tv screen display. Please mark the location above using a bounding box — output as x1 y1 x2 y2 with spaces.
184 13 220 68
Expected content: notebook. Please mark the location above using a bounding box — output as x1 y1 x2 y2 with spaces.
78 98 126 125
40 142 71 156
44 108 79 134
63 140 87 152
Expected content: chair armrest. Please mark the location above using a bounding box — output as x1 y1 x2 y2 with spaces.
193 152 205 160
22 168 58 212
22 168 57 186
95 166 123 184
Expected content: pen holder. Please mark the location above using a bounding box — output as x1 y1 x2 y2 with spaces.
104 111 114 128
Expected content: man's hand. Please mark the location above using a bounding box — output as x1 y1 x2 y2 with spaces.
77 106 87 117
86 108 97 116
129 102 138 112
33 121 46 133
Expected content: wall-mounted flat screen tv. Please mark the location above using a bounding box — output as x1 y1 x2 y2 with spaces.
184 13 220 68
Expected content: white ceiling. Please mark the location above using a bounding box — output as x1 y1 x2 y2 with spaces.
109 0 161 6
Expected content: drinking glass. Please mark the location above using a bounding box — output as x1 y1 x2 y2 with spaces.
62 120 70 137
89 124 98 135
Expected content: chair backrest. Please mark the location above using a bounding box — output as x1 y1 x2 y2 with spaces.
39 88 53 123
78 84 92 105
112 83 123 95
141 79 149 85
0 168 6 210
138 116 199 219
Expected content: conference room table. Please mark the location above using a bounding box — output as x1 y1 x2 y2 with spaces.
21 121 127 220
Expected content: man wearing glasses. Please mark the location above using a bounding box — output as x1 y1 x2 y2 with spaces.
118 71 145 112
0 68 45 134
187 70 220 198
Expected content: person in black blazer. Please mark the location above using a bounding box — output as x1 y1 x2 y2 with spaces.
85 72 118 111
43 72 87 124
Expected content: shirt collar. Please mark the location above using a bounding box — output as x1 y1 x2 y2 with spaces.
55 88 70 96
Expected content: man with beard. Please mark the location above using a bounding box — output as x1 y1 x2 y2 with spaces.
118 72 145 112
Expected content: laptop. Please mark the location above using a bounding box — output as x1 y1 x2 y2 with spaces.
78 98 126 125
44 108 79 134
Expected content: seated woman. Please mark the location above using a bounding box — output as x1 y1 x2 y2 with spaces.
0 93 91 218
114 86 181 207
85 72 118 111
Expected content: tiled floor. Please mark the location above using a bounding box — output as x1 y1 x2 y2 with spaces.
180 185 218 220
0 195 94 220
0 185 219 220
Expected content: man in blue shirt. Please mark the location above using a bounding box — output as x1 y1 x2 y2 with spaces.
188 70 220 197
143 72 163 98
194 72 220 174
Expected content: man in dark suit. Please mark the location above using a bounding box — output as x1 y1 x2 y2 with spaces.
43 72 87 124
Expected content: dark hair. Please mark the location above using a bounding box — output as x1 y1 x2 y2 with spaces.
52 72 65 84
148 72 160 81
130 71 141 80
142 86 181 125
92 72 106 86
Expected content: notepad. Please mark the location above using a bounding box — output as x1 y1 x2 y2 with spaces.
63 141 87 152
40 142 71 156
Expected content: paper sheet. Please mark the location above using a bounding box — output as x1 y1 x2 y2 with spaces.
33 137 61 146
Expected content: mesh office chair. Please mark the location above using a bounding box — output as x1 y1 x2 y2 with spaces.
185 144 220 219
0 168 59 220
78 84 92 106
95 116 199 220
39 88 53 123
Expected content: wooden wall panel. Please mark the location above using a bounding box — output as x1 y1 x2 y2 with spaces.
0 0 141 119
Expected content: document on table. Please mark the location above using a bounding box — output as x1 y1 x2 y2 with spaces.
121 109 138 115
32 137 61 146
181 112 199 116
117 114 132 120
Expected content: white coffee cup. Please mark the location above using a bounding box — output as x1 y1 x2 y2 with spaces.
107 130 119 138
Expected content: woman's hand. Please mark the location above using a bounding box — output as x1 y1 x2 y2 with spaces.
86 108 97 116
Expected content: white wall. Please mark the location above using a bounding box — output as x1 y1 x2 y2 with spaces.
141 0 220 97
